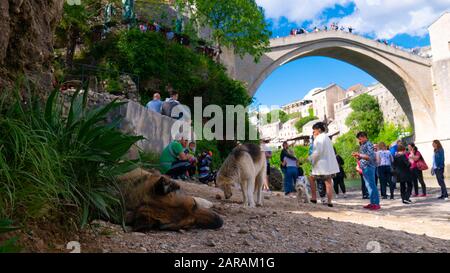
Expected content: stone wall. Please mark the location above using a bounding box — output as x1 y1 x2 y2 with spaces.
113 101 192 156
61 89 192 157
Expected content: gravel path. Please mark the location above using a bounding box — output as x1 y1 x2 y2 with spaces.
75 181 450 253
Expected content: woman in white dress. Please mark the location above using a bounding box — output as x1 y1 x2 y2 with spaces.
309 122 340 207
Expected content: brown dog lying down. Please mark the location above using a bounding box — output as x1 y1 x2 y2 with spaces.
118 168 223 232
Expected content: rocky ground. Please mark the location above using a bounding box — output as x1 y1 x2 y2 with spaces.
65 181 450 253
14 179 450 253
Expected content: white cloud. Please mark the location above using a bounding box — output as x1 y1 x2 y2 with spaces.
256 0 450 39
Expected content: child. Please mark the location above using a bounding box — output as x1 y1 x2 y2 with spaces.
198 151 215 184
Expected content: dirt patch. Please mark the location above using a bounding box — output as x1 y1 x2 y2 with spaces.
13 181 450 253
74 181 450 253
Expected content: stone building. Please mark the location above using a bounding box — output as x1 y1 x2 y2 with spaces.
333 83 410 137
311 84 347 122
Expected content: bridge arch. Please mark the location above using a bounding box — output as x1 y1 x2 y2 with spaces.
229 31 435 143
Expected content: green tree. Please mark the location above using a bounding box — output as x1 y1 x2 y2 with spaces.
261 110 288 125
345 94 384 138
57 0 122 67
334 131 360 178
179 0 271 61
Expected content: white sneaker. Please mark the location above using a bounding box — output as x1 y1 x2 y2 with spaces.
321 198 327 205
445 197 449 201
343 194 347 199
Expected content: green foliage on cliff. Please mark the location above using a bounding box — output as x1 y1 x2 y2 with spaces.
261 110 289 125
86 29 255 163
295 116 319 133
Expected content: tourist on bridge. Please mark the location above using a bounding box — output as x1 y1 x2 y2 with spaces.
392 145 413 205
348 26 353 33
432 140 448 200
376 142 394 199
146 92 162 113
407 143 428 197
353 132 381 210
309 122 339 207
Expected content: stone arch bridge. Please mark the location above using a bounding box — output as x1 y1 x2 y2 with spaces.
222 30 450 170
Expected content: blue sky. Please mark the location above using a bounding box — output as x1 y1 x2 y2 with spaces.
252 1 446 107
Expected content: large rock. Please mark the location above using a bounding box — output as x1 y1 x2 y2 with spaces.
268 167 283 191
0 0 64 91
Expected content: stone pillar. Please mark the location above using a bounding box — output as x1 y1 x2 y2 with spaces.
428 12 450 177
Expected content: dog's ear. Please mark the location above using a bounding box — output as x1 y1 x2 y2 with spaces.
154 176 180 196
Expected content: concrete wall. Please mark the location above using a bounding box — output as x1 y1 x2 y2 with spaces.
428 12 450 176
429 13 450 62
112 101 193 155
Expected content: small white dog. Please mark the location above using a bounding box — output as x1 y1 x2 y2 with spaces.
295 176 311 204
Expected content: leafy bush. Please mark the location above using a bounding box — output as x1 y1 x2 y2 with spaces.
0 85 143 228
270 146 312 175
261 110 289 125
295 116 319 133
374 123 412 145
334 131 360 178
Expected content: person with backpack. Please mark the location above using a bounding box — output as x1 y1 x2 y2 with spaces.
161 87 182 119
392 145 413 204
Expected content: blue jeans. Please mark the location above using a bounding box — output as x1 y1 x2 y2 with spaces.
362 166 380 205
284 167 298 195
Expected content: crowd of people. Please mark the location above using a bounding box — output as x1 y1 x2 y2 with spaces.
275 122 449 210
290 23 354 36
289 23 427 57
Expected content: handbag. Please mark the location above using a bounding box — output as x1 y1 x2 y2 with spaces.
416 159 429 171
